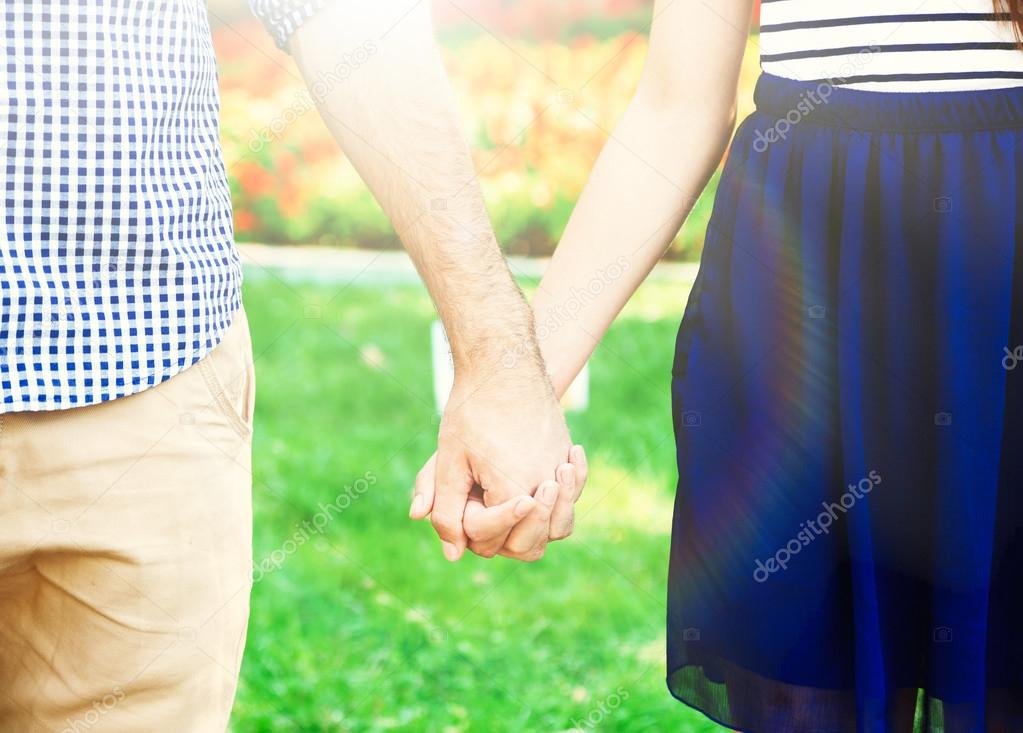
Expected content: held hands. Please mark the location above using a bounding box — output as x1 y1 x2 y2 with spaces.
409 364 588 562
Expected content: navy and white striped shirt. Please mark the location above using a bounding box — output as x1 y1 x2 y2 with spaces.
760 0 1023 91
0 1 324 412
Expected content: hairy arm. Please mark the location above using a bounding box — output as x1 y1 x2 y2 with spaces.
288 2 578 560
532 0 754 395
289 2 534 369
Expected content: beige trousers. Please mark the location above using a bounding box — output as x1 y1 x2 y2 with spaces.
0 309 255 733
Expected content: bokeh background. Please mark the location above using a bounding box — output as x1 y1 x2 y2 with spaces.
208 1 762 731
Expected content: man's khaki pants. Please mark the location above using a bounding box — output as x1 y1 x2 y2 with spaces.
0 309 255 733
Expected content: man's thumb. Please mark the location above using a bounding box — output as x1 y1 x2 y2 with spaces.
430 451 474 561
410 453 437 520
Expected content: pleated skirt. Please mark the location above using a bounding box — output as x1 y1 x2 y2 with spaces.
668 73 1023 733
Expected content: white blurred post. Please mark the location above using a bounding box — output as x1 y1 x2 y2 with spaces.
431 320 588 414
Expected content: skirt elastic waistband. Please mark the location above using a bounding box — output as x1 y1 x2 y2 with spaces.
753 73 1023 133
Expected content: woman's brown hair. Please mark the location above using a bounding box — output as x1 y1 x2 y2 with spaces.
996 0 1023 42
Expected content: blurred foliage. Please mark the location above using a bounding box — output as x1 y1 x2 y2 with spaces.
215 6 760 260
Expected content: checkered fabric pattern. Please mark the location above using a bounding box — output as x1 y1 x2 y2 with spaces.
0 1 325 413
250 0 328 50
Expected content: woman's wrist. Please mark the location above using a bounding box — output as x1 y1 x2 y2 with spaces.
534 324 595 399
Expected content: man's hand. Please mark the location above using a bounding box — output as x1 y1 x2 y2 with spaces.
437 365 570 561
411 398 588 562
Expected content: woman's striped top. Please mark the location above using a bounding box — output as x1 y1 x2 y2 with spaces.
759 0 1023 91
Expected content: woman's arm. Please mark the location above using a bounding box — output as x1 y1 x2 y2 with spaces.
533 0 755 396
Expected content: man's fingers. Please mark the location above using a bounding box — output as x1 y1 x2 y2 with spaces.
548 463 577 541
465 493 537 558
431 452 474 561
501 480 559 561
409 453 437 520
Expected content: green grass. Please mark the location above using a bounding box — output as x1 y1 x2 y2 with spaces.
231 271 727 733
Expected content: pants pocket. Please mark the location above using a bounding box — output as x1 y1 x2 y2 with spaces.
197 307 256 440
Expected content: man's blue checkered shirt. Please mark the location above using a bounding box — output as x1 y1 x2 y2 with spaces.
0 0 325 412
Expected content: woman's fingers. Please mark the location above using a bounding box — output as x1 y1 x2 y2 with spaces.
570 444 588 493
500 480 560 562
548 463 577 540
464 491 537 558
549 445 587 540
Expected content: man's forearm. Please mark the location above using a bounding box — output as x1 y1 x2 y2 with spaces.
289 2 536 372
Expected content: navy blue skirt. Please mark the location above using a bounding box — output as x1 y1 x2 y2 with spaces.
669 74 1023 733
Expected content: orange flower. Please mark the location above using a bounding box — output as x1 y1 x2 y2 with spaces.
235 161 276 198
234 209 260 233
